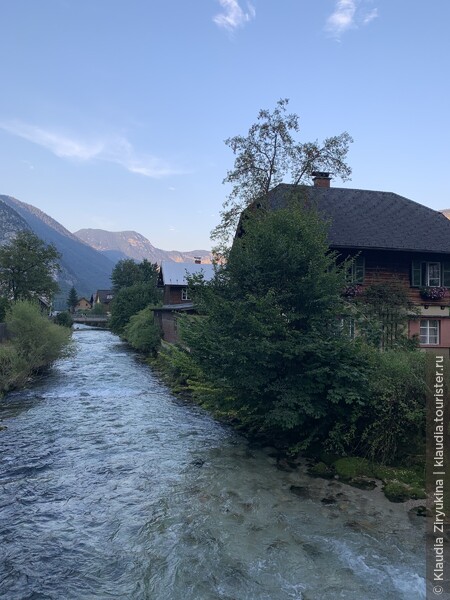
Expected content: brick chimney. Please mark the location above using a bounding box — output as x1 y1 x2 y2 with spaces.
312 171 331 188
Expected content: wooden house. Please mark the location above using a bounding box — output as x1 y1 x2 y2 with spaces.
74 297 92 312
259 173 450 354
154 261 214 343
93 289 114 312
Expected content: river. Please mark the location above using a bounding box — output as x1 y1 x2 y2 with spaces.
0 329 425 599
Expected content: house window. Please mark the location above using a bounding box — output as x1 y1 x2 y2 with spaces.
347 256 365 284
425 262 441 287
181 288 191 301
411 261 450 287
420 319 439 345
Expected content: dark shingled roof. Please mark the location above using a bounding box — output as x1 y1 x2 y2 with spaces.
264 184 450 254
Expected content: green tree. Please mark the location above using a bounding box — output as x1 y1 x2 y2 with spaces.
112 259 141 291
67 286 78 313
123 305 161 355
212 98 353 248
0 231 60 302
109 282 161 334
111 258 159 291
184 204 369 448
54 311 74 328
0 296 10 322
5 300 72 374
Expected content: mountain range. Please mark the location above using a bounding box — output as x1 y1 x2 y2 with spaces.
74 229 212 265
0 195 211 304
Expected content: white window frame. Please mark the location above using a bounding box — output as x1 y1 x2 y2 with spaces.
425 262 441 287
420 319 439 345
181 288 191 301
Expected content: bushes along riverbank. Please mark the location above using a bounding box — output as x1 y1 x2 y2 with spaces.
0 301 72 397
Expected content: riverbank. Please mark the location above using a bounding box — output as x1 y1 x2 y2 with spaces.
147 341 426 507
0 301 72 397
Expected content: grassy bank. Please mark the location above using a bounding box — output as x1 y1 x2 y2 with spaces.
0 301 72 397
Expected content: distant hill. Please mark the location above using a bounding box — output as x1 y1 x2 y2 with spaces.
74 229 212 265
0 195 114 300
441 209 450 220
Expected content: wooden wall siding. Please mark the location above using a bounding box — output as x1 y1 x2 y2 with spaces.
163 286 190 305
338 249 450 306
153 311 179 343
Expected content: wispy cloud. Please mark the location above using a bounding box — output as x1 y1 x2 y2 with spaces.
213 0 255 32
363 8 378 25
0 120 182 178
326 0 378 38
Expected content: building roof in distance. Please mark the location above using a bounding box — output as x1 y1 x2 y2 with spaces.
159 261 215 286
264 184 450 254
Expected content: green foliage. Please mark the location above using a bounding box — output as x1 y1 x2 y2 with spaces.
6 301 72 370
0 230 60 302
91 302 107 315
109 282 161 334
0 296 10 322
67 286 78 312
212 98 353 248
54 311 74 328
151 343 228 410
0 344 29 394
112 258 158 291
123 306 161 355
359 350 426 463
0 300 72 396
353 278 419 350
184 205 370 447
383 482 426 503
330 457 425 502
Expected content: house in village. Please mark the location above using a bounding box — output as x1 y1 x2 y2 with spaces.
258 172 450 354
74 297 92 312
153 260 215 343
93 289 114 313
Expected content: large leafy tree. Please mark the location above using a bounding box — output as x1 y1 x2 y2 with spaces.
212 98 353 248
185 204 369 448
0 230 60 302
109 282 161 334
111 258 159 291
109 259 160 333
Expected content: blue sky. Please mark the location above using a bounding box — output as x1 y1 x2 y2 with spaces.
0 1 448 251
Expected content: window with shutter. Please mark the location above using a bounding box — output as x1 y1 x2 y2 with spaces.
411 260 422 287
442 262 450 287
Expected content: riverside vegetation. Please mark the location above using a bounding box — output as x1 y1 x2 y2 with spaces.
112 203 429 503
0 300 72 397
109 101 431 503
0 231 73 397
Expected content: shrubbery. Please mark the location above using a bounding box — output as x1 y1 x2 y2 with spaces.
0 301 72 396
122 306 161 355
53 311 74 328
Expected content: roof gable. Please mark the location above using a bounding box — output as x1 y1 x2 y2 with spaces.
265 184 450 254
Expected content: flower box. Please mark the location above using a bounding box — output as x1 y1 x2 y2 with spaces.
419 286 447 300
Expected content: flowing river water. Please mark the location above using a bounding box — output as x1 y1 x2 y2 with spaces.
0 329 425 599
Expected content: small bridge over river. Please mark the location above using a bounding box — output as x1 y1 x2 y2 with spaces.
72 315 109 327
